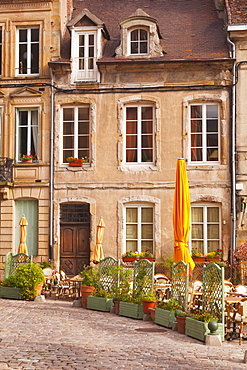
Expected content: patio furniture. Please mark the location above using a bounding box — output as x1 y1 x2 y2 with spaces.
41 267 55 297
240 261 247 285
154 273 171 301
225 296 247 344
188 280 202 312
55 271 78 300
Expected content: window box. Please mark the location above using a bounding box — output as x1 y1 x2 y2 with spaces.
185 317 224 342
154 307 176 328
119 301 143 319
87 296 113 312
0 286 22 300
69 162 82 167
192 257 220 263
122 256 154 262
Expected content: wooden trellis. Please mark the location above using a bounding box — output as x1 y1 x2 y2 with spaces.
171 261 189 311
99 256 120 291
133 259 155 295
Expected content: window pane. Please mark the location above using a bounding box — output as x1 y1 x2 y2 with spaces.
78 136 89 148
191 105 202 118
142 224 153 239
126 224 137 239
192 241 204 255
191 207 203 222
207 148 218 161
142 135 152 148
126 149 137 162
207 224 219 239
206 105 218 118
141 241 153 253
126 135 137 148
19 29 27 42
192 224 203 239
142 149 152 162
126 241 137 252
207 207 219 222
31 43 39 73
126 121 137 135
140 42 147 53
206 119 218 132
191 148 202 162
207 134 218 146
63 123 73 135
208 241 219 253
126 208 137 222
140 29 147 40
131 43 138 54
142 107 152 120
31 28 39 42
126 107 137 120
142 121 153 134
63 136 73 148
78 122 89 134
191 120 202 133
131 30 138 41
78 107 89 120
142 208 153 222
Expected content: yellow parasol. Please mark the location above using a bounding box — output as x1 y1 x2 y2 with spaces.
173 159 195 275
91 217 105 264
18 215 28 254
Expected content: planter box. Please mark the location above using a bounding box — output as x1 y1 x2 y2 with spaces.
0 286 22 300
185 317 224 342
154 307 176 328
87 296 113 312
122 257 154 262
119 301 143 319
69 162 82 167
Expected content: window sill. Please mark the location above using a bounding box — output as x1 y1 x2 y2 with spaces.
118 164 158 172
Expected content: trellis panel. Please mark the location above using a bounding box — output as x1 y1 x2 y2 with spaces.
133 259 155 295
171 261 189 310
99 257 120 291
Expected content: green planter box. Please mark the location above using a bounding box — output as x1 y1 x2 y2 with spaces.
185 317 224 342
119 301 143 319
0 286 22 300
87 296 113 312
154 308 176 328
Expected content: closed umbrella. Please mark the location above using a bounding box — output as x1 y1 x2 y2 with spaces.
173 159 195 274
18 215 28 254
91 217 105 264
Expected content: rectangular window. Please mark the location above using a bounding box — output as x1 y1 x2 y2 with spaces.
16 108 39 161
15 199 38 256
17 27 39 75
190 104 219 163
130 29 148 54
74 31 97 81
125 105 154 164
125 205 153 254
62 106 90 163
191 204 220 256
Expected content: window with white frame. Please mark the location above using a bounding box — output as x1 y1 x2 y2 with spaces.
190 204 221 256
16 27 39 75
125 204 154 254
16 108 39 161
190 103 219 163
62 106 90 163
129 28 148 55
72 31 97 81
124 105 154 164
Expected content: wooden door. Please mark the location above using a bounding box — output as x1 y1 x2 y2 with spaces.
60 223 90 276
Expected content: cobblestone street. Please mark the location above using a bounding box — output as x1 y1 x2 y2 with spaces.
0 298 247 369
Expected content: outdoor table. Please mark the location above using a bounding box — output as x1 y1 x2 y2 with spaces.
225 296 244 341
69 275 82 297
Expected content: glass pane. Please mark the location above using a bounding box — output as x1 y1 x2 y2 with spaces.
142 135 152 148
63 123 73 135
140 29 147 40
142 121 153 134
140 42 147 53
126 121 137 135
192 224 203 239
206 105 218 118
79 47 84 58
207 224 219 239
63 136 73 149
191 133 202 146
131 42 138 54
63 150 73 162
19 127 27 154
142 208 153 222
206 119 218 132
89 34 94 45
79 35 85 46
126 149 137 162
191 148 202 161
63 108 73 121
126 208 137 222
131 30 138 41
31 44 39 73
207 207 219 222
207 241 219 253
142 224 153 239
88 58 94 69
19 44 27 73
89 46 94 58
141 241 153 253
78 107 89 120
191 120 202 133
126 241 137 252
78 149 89 159
191 105 202 118
126 107 137 120
192 241 204 255
19 29 27 42
126 224 137 239
126 135 137 148
78 136 89 148
31 28 39 42
142 107 152 120
207 134 218 146
142 149 152 162
207 148 218 161
78 122 89 135
191 207 203 222
19 111 28 126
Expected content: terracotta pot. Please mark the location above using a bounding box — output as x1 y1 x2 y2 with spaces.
122 256 137 262
142 299 157 314
80 286 95 308
21 159 32 163
69 162 82 167
177 316 186 334
192 257 206 262
36 282 43 296
113 300 120 315
149 308 156 321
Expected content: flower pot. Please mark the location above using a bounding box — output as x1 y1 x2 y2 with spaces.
80 286 95 309
87 296 113 312
114 300 120 315
149 308 156 321
21 159 32 163
177 316 186 334
142 299 157 314
122 256 154 262
35 282 43 296
154 308 176 328
69 162 82 167
119 301 143 319
122 256 137 262
192 257 206 262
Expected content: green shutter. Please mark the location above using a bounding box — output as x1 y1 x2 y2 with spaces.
15 200 38 255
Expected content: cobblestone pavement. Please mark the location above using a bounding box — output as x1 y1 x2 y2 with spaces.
0 298 247 370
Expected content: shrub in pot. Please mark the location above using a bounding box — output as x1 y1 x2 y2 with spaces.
142 290 157 314
79 266 100 308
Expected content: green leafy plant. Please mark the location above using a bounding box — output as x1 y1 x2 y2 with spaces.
2 263 44 300
190 311 220 323
91 287 112 298
175 310 187 317
142 289 157 301
79 266 100 287
157 298 182 312
39 261 52 269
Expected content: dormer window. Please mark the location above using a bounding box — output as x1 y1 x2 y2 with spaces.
130 28 148 55
115 9 163 59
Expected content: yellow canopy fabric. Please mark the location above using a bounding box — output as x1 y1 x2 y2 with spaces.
173 159 195 275
91 217 105 264
18 215 28 254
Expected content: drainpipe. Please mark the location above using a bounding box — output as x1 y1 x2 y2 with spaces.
49 66 55 261
227 32 236 265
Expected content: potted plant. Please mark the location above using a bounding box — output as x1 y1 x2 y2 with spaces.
0 263 44 300
142 290 157 314
87 287 113 312
155 298 182 328
20 152 38 163
79 266 99 308
175 310 187 334
192 250 205 262
122 250 154 262
206 251 221 262
185 311 224 342
66 157 83 167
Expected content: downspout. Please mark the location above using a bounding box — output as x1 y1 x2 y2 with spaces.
227 32 236 264
49 66 55 261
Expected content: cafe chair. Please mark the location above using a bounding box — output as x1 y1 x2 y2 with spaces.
235 285 247 295
225 297 247 345
154 274 171 301
188 280 202 312
55 270 78 301
41 267 55 297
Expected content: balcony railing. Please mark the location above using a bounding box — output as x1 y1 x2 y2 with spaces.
0 157 13 183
